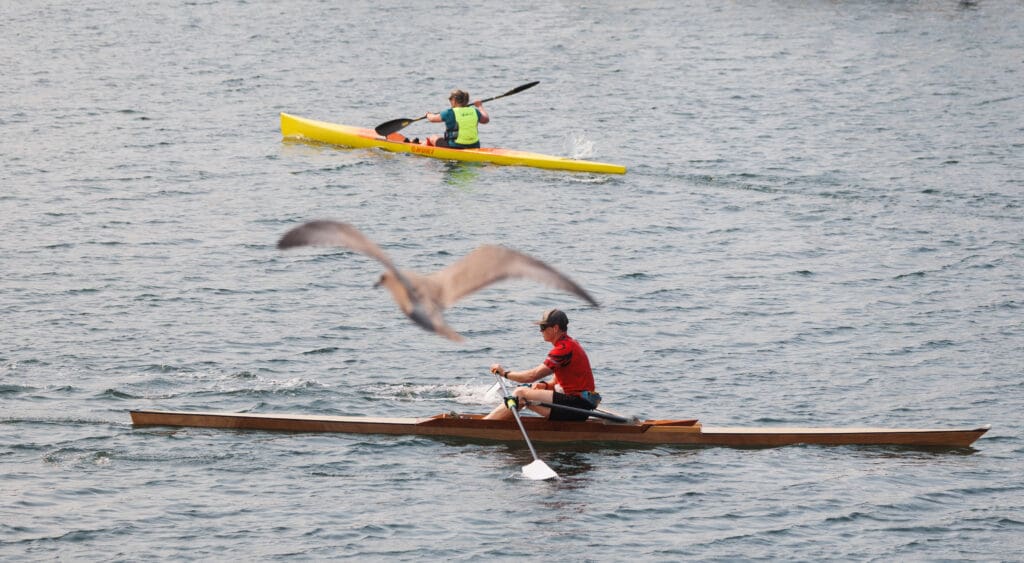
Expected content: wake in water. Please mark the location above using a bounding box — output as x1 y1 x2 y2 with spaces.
561 131 616 184
374 382 501 407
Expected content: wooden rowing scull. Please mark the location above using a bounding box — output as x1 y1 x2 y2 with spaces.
129 410 989 448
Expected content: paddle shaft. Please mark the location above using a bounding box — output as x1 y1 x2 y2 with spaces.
495 374 543 462
374 81 539 137
477 80 539 104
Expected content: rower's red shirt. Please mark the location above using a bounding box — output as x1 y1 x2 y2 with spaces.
544 335 595 395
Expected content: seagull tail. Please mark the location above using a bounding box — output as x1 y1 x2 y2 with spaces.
408 308 465 342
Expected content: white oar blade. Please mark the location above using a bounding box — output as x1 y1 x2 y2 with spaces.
523 459 559 481
483 382 503 403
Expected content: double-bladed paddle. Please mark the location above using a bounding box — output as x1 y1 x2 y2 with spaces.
493 373 558 481
373 81 540 137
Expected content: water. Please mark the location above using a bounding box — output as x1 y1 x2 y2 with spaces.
2 0 1023 560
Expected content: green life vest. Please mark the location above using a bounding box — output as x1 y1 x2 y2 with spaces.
452 106 479 146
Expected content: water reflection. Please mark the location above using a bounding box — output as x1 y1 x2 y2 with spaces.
546 450 595 481
540 445 704 484
850 444 983 459
442 160 483 190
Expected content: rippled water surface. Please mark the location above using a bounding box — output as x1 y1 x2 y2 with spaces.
2 1 1023 560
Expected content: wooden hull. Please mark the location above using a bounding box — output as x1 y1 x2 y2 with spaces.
129 410 989 448
280 113 627 174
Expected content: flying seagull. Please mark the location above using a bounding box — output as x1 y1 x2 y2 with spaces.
277 220 599 341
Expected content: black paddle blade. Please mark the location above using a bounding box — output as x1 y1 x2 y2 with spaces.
480 81 540 104
503 80 540 97
374 117 417 137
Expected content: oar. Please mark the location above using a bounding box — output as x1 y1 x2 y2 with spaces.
374 81 540 137
527 401 632 424
493 373 558 481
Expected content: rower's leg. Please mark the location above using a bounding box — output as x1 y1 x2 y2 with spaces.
519 388 555 418
483 401 513 420
483 388 555 420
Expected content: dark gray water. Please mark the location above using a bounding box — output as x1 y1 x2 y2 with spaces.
2 1 1022 560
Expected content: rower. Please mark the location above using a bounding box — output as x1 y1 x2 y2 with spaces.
424 89 490 148
484 309 601 421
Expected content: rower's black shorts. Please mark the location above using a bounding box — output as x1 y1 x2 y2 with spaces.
435 138 480 149
548 392 596 422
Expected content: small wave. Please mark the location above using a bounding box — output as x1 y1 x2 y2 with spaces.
140 364 192 374
564 173 615 185
43 447 115 467
373 382 498 406
128 367 329 402
0 384 36 396
303 347 339 355
1 416 119 428
189 376 327 397
97 388 138 400
823 510 891 524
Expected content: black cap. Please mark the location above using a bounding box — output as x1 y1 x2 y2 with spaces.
533 308 568 329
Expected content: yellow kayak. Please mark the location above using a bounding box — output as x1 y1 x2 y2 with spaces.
280 113 626 174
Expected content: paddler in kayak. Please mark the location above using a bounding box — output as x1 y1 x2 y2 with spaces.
424 89 490 149
484 309 601 421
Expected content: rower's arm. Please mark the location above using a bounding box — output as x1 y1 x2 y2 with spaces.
505 363 552 384
474 101 490 124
